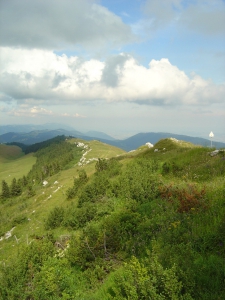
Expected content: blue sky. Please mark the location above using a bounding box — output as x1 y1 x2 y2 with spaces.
0 0 225 141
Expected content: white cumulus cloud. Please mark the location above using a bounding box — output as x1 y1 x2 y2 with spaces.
0 48 224 107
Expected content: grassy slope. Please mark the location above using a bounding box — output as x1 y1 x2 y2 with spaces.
0 145 36 184
0 138 126 260
0 138 224 298
0 144 24 162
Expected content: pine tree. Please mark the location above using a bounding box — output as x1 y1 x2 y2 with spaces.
27 185 35 197
22 175 28 186
10 178 22 196
1 180 10 199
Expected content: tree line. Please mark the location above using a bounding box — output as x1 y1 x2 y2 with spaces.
1 136 82 201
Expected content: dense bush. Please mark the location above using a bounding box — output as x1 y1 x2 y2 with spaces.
45 206 65 230
66 169 88 199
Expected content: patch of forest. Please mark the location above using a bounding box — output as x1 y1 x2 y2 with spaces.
1 136 83 200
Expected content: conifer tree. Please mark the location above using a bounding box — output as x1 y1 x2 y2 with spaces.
1 180 10 199
10 178 22 196
27 185 35 197
22 175 28 186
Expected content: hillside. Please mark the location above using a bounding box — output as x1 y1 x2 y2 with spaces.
0 138 224 299
0 144 37 185
0 144 24 162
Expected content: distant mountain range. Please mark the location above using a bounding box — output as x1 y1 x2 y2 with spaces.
0 123 77 134
103 132 225 151
0 124 224 151
0 123 116 143
0 129 115 145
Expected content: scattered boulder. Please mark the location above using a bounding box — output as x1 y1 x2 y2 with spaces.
4 227 15 240
170 137 179 142
210 150 219 157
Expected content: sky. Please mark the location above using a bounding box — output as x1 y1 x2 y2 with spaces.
0 0 225 141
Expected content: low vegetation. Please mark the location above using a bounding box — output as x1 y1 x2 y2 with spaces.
0 137 224 299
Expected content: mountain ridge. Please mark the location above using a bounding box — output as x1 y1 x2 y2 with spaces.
1 129 225 150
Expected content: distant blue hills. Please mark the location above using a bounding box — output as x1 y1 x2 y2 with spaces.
0 124 224 151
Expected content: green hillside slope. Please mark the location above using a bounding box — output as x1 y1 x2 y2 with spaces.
0 145 36 184
0 144 24 162
0 138 224 299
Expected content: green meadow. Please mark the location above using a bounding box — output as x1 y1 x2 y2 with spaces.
0 137 224 299
0 145 36 184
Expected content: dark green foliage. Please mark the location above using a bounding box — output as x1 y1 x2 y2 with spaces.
66 169 88 199
27 138 82 184
95 158 122 177
6 141 28 152
1 137 81 200
1 177 23 200
45 206 65 230
162 161 171 174
96 254 191 300
111 158 160 202
24 135 67 154
1 179 10 199
95 158 108 172
22 176 28 186
0 238 55 299
10 177 22 196
78 173 110 207
11 215 28 226
27 185 36 197
193 255 225 298
64 202 97 229
32 257 84 299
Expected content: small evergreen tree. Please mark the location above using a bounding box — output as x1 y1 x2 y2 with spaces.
66 169 88 199
10 178 22 196
95 158 108 172
1 180 10 199
27 185 35 197
22 175 28 186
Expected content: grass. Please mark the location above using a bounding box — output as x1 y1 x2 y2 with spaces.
0 152 36 185
0 137 225 298
0 144 24 162
0 139 127 261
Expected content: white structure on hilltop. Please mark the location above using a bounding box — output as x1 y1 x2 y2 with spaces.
209 131 214 148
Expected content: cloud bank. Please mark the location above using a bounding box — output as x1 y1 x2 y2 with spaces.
0 0 134 50
143 0 225 35
0 48 224 107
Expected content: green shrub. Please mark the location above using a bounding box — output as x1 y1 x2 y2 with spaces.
66 169 88 199
11 215 28 226
45 206 65 230
96 254 193 300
